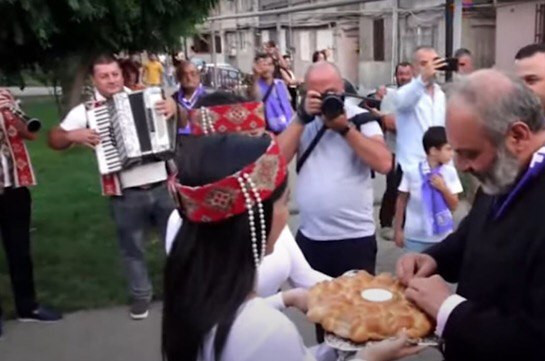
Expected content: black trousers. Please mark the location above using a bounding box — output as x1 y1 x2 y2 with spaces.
379 162 404 228
297 230 378 342
295 231 377 277
0 187 37 318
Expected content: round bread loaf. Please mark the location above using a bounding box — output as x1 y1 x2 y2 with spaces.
307 271 434 343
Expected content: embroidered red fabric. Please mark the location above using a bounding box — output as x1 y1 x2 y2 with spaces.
172 137 286 223
0 90 37 188
189 101 266 136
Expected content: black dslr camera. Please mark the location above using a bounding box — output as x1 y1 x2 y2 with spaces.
321 92 345 120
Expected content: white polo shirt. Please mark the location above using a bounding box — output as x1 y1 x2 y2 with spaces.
60 88 167 189
394 77 446 171
295 103 383 240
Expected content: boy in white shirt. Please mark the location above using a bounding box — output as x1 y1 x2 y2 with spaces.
394 126 463 252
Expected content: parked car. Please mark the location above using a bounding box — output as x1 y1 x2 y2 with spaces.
201 63 246 91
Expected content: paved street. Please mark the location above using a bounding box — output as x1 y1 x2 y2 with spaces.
0 175 463 361
0 230 445 361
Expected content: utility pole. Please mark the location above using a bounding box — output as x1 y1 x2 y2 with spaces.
453 0 463 52
288 0 293 54
211 20 218 88
390 0 398 79
445 0 454 81
235 0 240 69
276 15 282 53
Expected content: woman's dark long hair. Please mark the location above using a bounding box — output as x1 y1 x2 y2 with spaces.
162 134 287 361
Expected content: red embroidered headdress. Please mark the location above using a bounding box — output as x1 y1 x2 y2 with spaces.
171 100 286 267
189 101 266 136
172 137 286 223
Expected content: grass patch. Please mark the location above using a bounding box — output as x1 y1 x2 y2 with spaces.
0 97 165 317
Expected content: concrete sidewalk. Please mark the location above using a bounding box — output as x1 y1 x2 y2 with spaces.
0 175 465 361
0 234 445 361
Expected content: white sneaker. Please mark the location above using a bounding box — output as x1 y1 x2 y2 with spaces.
130 300 150 320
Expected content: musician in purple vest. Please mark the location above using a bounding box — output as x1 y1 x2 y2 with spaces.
254 53 293 134
48 54 177 321
172 61 206 135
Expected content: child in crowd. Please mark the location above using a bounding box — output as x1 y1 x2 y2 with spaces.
394 126 463 252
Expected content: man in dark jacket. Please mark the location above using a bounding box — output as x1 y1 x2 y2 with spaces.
396 69 545 361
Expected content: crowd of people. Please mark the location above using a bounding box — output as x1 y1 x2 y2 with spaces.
0 40 545 361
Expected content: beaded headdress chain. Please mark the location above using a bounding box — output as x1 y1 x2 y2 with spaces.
172 101 286 267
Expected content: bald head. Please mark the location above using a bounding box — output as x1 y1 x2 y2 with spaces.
304 61 344 94
412 46 438 77
412 46 436 62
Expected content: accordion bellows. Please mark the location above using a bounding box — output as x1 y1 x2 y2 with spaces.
86 87 176 175
307 271 434 343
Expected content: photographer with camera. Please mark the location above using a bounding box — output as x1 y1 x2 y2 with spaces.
278 61 391 278
0 89 62 338
394 47 448 184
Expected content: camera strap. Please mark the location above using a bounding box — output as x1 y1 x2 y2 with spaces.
296 124 327 173
296 112 382 173
262 82 275 104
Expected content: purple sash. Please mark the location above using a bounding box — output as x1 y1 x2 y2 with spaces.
494 146 545 219
174 84 204 134
258 79 293 133
420 162 454 236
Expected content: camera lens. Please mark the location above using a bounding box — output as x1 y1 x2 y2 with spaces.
321 93 344 119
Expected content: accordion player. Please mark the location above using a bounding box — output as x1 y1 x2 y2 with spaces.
86 87 177 175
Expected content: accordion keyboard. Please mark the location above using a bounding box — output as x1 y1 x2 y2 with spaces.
88 104 123 175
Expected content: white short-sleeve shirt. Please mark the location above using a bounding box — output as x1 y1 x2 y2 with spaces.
60 88 167 189
398 162 463 243
295 103 383 240
199 298 335 361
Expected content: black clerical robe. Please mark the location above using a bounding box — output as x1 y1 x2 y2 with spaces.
425 168 545 361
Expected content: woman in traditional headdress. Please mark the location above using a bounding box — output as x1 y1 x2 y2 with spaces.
162 107 423 360
165 92 330 310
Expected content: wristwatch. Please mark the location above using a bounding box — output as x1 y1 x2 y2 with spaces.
337 123 354 137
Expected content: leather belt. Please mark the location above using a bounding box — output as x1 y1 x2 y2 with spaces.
128 181 164 191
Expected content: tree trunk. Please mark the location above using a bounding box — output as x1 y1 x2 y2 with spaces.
57 53 92 118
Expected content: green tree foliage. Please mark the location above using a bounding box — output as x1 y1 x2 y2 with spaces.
0 0 217 111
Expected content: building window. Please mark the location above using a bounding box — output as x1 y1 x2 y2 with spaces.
373 18 385 61
536 4 545 43
215 35 222 53
192 34 222 53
